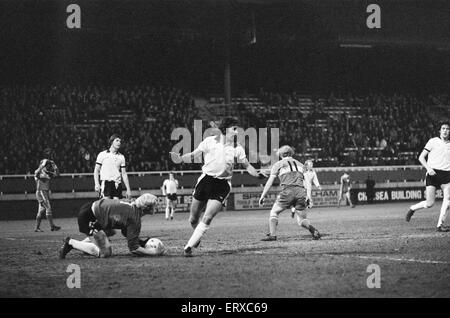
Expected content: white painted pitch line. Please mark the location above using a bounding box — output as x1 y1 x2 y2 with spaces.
324 253 450 265
1 237 60 243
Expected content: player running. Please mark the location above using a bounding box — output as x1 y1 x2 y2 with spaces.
58 193 159 259
34 148 61 232
161 173 179 220
170 117 264 257
338 172 354 208
406 122 450 232
259 145 321 241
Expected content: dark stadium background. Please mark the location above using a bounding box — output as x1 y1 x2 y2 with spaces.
0 0 449 299
1 0 450 93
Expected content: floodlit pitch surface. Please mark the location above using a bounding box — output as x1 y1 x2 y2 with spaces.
0 202 449 298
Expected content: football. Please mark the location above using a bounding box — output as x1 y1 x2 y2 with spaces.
145 238 165 256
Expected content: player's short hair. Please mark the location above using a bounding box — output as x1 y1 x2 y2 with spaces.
218 117 240 135
43 147 53 157
305 159 313 167
439 122 450 129
135 193 157 210
109 134 122 146
277 145 294 158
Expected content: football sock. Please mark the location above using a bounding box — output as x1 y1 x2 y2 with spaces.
165 207 170 219
185 222 209 249
308 225 318 235
269 216 278 236
69 239 100 257
410 201 429 211
437 198 449 227
35 216 42 230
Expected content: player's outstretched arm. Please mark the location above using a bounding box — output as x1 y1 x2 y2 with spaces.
130 237 163 256
170 148 202 164
259 175 276 205
241 158 266 178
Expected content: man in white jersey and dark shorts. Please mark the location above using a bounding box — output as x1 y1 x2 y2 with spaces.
161 173 179 220
259 146 321 241
170 117 264 257
291 159 322 218
406 122 450 232
94 134 132 200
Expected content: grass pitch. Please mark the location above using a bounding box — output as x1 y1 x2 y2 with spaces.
0 202 449 298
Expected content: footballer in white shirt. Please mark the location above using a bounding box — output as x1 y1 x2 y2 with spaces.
171 117 266 256
161 173 179 220
406 122 450 232
93 134 132 200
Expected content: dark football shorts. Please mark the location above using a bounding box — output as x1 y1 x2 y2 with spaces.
166 193 177 201
276 186 307 211
77 202 98 236
425 169 450 188
101 181 123 199
193 174 231 204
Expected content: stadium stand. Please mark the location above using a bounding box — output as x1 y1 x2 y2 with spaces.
1 84 448 175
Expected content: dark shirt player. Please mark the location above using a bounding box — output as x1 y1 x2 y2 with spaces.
59 193 159 258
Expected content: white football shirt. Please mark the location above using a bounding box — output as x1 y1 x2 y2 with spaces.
96 150 126 183
424 137 450 171
163 179 178 194
304 170 320 191
197 136 247 180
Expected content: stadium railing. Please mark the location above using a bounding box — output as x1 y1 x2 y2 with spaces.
0 165 426 201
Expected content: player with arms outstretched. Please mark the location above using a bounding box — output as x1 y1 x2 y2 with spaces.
34 148 61 232
58 193 160 259
406 122 450 232
161 173 179 220
170 117 264 257
259 146 321 241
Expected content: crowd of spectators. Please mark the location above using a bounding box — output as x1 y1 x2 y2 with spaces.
0 84 445 175
248 91 442 166
0 84 199 174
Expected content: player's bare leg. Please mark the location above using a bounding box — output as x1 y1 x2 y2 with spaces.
188 198 206 229
295 209 321 240
184 199 222 256
437 184 450 232
406 186 436 222
337 194 343 208
346 192 354 208
34 205 45 232
261 203 284 241
40 198 60 231
170 202 176 220
165 198 171 220
47 213 61 231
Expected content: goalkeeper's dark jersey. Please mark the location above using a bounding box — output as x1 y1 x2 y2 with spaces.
92 198 142 251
